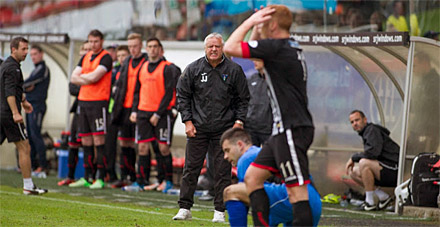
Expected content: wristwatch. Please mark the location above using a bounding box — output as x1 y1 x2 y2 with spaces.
235 120 244 126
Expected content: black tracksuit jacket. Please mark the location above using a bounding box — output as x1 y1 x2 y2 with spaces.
176 56 249 133
351 123 400 165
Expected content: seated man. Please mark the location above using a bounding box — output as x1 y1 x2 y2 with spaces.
345 110 399 211
221 128 321 226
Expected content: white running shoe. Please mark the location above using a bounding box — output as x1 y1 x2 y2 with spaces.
212 210 225 223
172 208 192 220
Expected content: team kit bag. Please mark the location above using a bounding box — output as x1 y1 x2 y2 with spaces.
409 153 440 207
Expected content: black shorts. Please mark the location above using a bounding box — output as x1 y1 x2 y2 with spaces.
135 111 175 145
77 104 107 137
0 116 28 143
251 126 314 187
118 108 135 141
375 160 398 187
68 113 81 146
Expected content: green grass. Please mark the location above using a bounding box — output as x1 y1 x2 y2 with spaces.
0 185 224 226
0 169 438 226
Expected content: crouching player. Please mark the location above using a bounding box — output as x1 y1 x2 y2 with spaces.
221 128 321 226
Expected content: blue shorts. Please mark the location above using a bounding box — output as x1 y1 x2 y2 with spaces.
265 183 322 226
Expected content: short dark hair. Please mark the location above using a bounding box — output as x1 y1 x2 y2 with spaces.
220 128 252 147
105 45 116 51
10 37 28 51
116 45 129 53
31 44 43 53
147 37 163 48
88 29 104 40
350 109 365 118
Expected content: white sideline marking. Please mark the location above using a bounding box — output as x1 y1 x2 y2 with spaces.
323 207 381 217
323 207 429 220
0 190 218 223
112 193 214 209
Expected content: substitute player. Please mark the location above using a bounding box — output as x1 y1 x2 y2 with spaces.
70 29 113 189
129 37 180 192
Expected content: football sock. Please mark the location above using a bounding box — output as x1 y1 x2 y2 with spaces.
163 153 173 182
374 188 389 201
365 191 375 205
96 145 106 180
82 146 94 181
225 200 248 227
137 155 150 185
249 188 269 227
23 178 34 189
67 147 78 179
291 200 313 226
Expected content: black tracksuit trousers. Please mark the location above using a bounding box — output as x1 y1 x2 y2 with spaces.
178 130 231 212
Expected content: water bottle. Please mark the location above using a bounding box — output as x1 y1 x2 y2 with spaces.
167 189 180 195
122 185 141 192
340 195 348 208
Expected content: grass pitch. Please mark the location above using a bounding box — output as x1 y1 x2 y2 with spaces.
0 169 438 226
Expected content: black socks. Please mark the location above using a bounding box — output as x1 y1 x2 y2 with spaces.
137 155 150 185
96 145 106 180
291 200 313 226
82 146 94 181
249 188 270 227
67 147 78 179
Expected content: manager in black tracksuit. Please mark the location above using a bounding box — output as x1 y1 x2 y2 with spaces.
174 33 249 222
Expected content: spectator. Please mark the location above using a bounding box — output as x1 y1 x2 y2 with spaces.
173 32 249 222
245 59 272 147
407 52 439 153
0 36 48 195
423 30 439 41
386 0 420 36
370 11 385 32
345 110 399 211
348 9 366 31
23 44 50 178
58 41 92 186
70 29 113 189
224 5 315 226
221 127 321 227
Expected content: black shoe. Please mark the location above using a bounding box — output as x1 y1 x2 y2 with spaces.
23 185 48 195
199 194 214 201
378 197 394 210
357 202 377 211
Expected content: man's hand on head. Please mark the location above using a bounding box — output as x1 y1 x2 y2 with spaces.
246 6 276 26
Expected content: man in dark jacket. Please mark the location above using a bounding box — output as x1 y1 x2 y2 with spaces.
345 110 399 211
245 59 272 146
0 36 47 195
173 32 249 223
23 45 50 176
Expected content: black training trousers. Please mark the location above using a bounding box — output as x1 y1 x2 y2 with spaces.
178 130 231 212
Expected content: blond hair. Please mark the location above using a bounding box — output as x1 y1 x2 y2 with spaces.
127 33 142 42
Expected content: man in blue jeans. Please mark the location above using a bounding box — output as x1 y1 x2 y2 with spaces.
23 44 50 177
